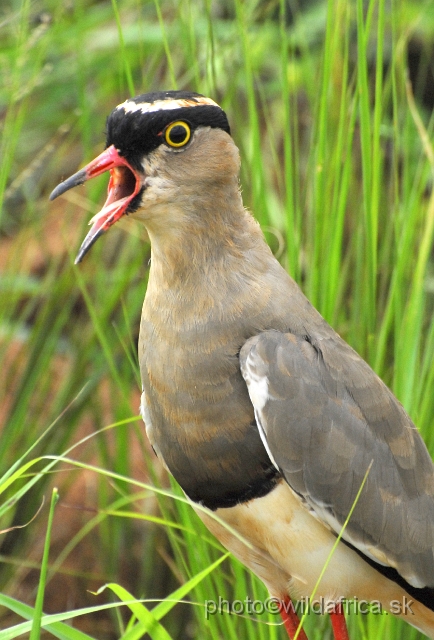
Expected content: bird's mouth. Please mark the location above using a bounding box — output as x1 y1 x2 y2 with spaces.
49 145 141 263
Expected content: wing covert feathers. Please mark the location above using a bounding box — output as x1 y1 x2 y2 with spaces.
240 329 434 589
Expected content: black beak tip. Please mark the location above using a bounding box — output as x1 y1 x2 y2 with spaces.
49 168 88 201
49 187 61 201
74 227 105 264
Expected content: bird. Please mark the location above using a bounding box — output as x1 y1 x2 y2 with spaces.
50 90 434 640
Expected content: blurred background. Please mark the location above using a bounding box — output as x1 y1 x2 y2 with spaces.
1 0 434 638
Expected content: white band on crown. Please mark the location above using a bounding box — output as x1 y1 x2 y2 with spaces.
116 96 220 114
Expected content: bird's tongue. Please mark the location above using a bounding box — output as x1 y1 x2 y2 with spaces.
49 145 141 263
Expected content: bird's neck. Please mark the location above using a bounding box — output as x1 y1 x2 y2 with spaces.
145 199 271 295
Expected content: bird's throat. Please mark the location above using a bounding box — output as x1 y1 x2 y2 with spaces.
145 205 270 296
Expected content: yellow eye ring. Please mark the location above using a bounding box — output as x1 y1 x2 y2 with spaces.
164 121 191 148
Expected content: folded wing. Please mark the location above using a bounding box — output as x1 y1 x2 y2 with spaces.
240 329 434 589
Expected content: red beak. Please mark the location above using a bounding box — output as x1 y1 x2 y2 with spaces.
50 145 142 263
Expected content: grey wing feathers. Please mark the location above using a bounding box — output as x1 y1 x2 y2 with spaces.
239 329 434 589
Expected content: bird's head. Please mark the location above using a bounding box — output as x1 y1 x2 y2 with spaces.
50 91 238 263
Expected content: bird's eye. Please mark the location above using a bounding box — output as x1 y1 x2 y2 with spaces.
164 121 191 148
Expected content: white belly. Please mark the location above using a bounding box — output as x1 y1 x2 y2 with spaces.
194 480 434 638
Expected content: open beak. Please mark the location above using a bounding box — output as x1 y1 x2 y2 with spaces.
50 145 142 263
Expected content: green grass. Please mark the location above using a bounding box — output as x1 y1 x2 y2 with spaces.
1 0 434 638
